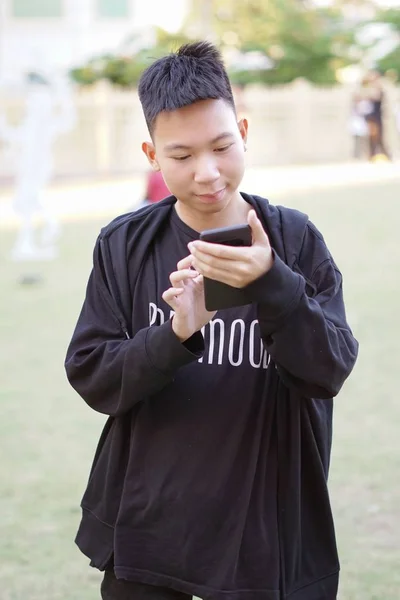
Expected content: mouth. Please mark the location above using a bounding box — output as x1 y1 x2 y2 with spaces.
196 187 226 203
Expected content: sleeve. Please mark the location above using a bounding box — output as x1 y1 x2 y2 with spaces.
65 268 204 417
245 227 358 399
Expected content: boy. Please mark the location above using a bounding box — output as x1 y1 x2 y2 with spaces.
65 42 358 600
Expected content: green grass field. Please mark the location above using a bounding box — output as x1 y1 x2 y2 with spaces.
1 178 399 600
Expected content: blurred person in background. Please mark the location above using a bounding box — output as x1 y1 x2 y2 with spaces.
143 169 170 204
360 70 390 162
134 169 170 211
349 91 368 160
65 41 358 600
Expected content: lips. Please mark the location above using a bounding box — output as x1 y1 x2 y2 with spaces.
197 187 226 202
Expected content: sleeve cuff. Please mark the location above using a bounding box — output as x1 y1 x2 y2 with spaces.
145 319 204 374
245 251 305 329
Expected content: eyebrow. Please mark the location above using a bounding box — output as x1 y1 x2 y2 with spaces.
164 132 235 152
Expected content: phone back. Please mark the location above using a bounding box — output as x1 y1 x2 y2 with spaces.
200 224 252 311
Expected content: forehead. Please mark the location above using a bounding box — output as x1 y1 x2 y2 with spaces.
152 99 238 149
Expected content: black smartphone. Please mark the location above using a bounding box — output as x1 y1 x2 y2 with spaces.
199 224 252 311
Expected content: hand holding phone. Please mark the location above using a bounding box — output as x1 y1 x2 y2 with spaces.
189 210 273 311
198 224 252 311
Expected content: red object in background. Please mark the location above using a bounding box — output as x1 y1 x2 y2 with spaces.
145 170 170 203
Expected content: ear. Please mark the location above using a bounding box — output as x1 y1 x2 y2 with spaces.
142 141 160 171
237 118 248 145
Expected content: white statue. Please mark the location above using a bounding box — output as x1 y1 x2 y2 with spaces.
0 72 76 261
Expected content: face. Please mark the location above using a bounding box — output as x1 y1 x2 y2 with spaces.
142 99 248 226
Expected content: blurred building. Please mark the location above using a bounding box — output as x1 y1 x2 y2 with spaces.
0 0 190 82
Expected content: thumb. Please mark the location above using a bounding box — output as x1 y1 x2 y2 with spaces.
248 209 269 246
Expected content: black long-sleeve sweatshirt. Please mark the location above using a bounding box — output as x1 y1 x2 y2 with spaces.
65 194 358 600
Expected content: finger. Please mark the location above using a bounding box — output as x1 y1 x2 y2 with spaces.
189 241 247 263
177 254 194 270
192 254 233 279
192 247 248 270
193 255 251 288
163 287 184 299
247 209 269 245
162 287 184 307
169 268 199 286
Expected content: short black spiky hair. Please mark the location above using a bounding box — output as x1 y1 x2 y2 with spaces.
138 41 236 135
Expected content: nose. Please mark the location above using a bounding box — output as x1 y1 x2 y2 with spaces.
193 155 220 185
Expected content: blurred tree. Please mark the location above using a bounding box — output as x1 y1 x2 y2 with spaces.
324 2 400 79
70 1 377 88
69 64 101 87
374 9 400 79
152 28 193 55
69 28 192 89
185 0 356 84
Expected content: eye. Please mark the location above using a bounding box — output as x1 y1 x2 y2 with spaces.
214 144 233 153
173 155 190 161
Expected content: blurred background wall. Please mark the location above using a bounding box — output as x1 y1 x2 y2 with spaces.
0 0 399 179
0 79 399 179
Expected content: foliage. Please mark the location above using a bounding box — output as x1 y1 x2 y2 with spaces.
189 0 356 85
101 55 144 88
69 29 192 89
69 64 101 87
374 8 400 33
69 2 400 88
70 53 145 89
375 9 400 80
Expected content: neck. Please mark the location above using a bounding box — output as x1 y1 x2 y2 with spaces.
174 191 250 233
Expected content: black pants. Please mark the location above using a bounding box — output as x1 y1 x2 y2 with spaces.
101 570 192 599
366 118 389 158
